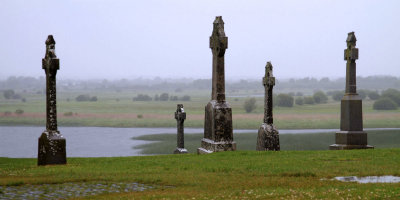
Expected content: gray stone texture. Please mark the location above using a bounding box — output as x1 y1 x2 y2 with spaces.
330 32 373 150
198 16 236 154
174 104 188 154
38 35 67 165
256 62 280 151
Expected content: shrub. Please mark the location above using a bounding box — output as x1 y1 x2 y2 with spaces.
154 94 159 101
332 91 344 101
21 98 26 102
64 112 73 116
304 96 315 104
180 95 191 101
159 93 169 101
15 109 24 115
76 94 92 102
295 97 304 105
90 96 98 102
3 89 15 99
313 91 328 104
277 94 294 107
137 114 143 119
3 111 11 116
368 91 380 100
243 98 257 113
381 89 400 106
373 98 398 110
170 96 178 101
133 94 152 101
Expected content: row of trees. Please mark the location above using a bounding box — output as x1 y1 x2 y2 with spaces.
373 89 400 110
133 93 191 102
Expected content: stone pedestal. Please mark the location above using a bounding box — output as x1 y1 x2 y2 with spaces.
38 131 66 165
256 124 280 151
329 95 373 150
198 100 236 154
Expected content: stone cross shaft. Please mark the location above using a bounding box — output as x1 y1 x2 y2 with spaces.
42 35 59 131
344 32 359 94
210 16 228 102
175 104 186 149
263 62 275 124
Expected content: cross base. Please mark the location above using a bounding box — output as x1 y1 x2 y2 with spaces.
38 130 66 165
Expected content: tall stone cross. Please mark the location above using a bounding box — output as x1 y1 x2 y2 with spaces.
174 104 188 154
256 62 279 151
198 16 236 154
263 62 275 124
210 16 228 102
330 32 373 150
38 35 67 165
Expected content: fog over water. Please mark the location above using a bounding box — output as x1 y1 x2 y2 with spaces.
1 0 400 80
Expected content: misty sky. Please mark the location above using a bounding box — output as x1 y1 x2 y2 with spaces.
1 0 399 80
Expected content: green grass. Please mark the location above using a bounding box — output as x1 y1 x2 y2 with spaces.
1 149 400 199
133 129 400 155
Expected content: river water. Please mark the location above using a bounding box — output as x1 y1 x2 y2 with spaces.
0 126 398 158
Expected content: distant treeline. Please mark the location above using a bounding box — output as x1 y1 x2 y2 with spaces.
0 76 399 93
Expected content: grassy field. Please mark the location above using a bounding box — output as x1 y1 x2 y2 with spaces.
0 90 399 129
133 129 400 155
1 149 400 199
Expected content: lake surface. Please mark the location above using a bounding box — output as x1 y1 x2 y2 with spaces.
0 126 398 158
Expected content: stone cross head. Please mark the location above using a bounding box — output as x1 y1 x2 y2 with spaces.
210 16 228 57
344 32 358 61
263 62 275 87
175 104 186 121
45 35 57 59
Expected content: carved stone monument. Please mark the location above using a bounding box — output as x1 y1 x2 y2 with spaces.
174 104 188 154
256 62 280 151
197 16 236 154
329 32 374 150
38 35 67 165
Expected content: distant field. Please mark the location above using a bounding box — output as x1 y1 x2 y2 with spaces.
0 90 399 129
133 129 400 155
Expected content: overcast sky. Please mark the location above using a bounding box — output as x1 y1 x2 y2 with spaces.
0 0 399 80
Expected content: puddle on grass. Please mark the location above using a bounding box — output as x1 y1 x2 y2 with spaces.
0 182 153 199
334 176 400 183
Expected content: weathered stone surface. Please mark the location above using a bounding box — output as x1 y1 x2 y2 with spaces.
174 104 188 154
256 124 280 151
256 62 280 151
38 35 67 165
198 16 236 154
330 32 373 150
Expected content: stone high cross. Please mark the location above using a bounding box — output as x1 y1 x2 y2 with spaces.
38 35 67 165
263 62 275 124
256 62 280 151
330 32 373 150
174 104 188 154
198 16 236 154
210 16 228 102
